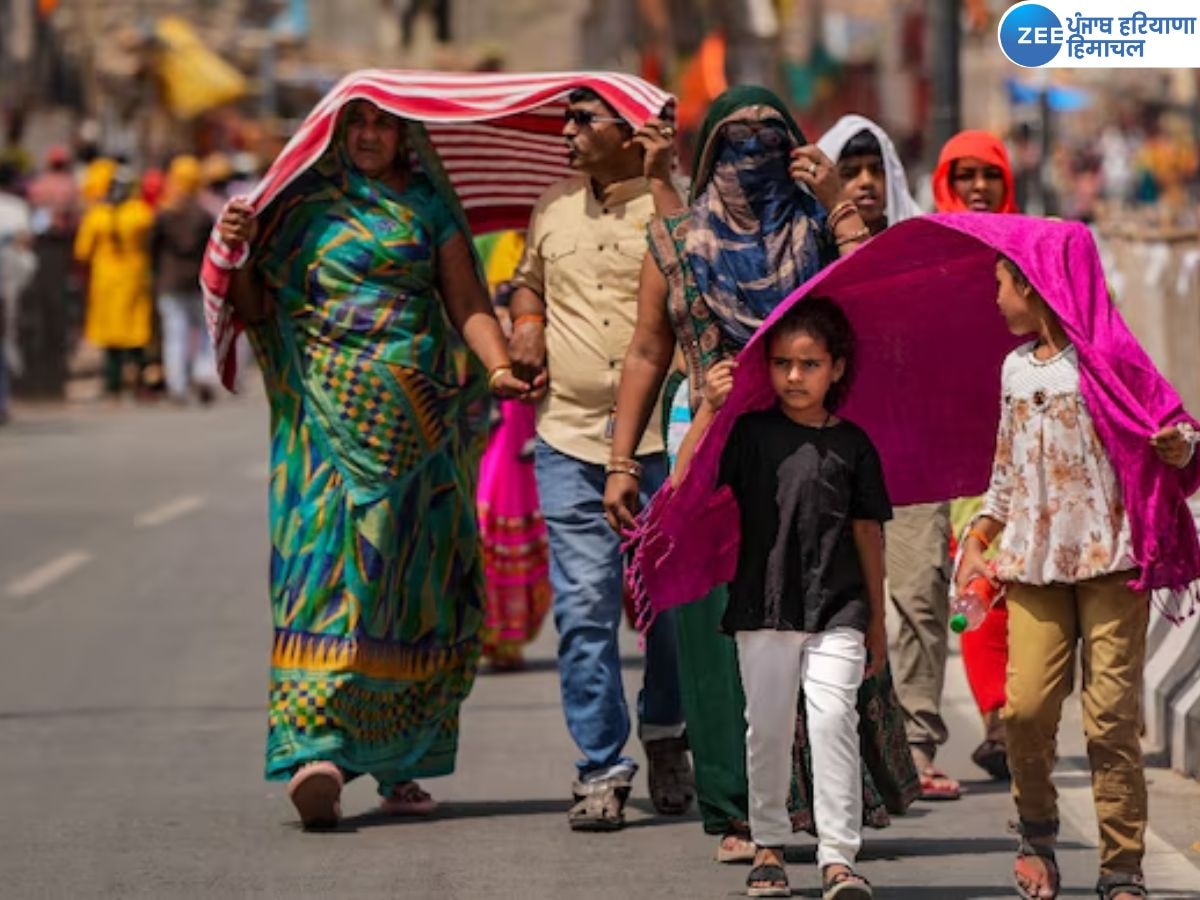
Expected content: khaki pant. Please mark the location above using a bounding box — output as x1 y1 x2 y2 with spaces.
1004 572 1149 877
885 502 951 760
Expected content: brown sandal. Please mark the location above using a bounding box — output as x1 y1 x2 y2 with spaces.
568 774 632 831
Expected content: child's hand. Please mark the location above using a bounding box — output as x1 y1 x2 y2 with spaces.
954 545 996 596
1150 424 1195 469
702 360 737 411
864 621 888 678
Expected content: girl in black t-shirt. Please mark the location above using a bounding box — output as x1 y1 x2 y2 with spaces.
675 298 890 900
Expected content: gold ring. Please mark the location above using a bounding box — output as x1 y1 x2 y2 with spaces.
807 163 818 175
661 126 676 138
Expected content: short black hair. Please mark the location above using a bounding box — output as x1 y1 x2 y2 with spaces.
567 87 621 119
0 162 18 190
768 297 857 412
839 128 882 162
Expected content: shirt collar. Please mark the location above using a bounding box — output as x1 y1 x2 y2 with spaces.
590 175 650 209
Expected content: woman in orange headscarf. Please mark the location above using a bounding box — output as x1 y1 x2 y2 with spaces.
934 129 1017 785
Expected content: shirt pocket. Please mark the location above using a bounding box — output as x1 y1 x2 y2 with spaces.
542 231 581 296
608 236 650 297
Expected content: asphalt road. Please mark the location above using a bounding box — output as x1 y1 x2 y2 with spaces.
1 392 1198 899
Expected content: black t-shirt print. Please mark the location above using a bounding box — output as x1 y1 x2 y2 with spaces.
717 407 893 636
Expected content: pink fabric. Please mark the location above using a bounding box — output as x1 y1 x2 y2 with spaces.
629 213 1200 625
477 400 551 651
201 68 675 390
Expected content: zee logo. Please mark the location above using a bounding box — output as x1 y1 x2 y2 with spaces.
1017 26 1066 44
998 2 1064 67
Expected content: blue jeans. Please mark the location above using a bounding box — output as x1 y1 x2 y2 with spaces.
534 438 683 779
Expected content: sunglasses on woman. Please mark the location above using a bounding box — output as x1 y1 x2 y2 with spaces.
563 109 627 128
722 121 789 148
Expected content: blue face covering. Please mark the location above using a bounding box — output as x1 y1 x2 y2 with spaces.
687 122 830 346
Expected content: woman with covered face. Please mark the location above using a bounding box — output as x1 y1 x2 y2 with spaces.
216 98 527 829
605 89 917 894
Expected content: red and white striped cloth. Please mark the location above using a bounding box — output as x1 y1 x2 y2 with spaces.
202 69 675 390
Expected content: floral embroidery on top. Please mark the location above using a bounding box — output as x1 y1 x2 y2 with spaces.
981 342 1134 585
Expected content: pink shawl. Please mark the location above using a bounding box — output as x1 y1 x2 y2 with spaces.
628 213 1200 627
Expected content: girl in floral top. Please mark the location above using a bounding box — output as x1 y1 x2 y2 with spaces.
957 254 1194 900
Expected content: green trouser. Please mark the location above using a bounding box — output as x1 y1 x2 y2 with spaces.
675 585 755 834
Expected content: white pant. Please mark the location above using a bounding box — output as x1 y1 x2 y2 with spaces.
736 627 866 870
158 292 217 398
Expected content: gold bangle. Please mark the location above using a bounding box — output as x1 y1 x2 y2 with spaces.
605 464 641 480
606 456 644 479
827 205 863 235
836 226 871 247
827 199 856 223
487 365 512 391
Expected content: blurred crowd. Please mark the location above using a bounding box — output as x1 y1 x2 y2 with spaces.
0 144 261 423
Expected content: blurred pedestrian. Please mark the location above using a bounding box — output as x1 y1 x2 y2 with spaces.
199 152 234 218
932 129 1018 782
151 156 217 405
75 167 155 402
819 115 961 803
213 97 525 829
955 218 1199 900
508 86 692 831
475 230 551 671
0 162 36 424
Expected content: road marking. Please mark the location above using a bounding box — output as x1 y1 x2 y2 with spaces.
134 494 207 529
6 551 93 598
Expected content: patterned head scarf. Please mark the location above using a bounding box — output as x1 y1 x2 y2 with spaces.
686 85 830 347
817 114 923 225
932 129 1018 214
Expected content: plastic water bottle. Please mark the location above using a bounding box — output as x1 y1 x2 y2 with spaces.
949 573 1001 634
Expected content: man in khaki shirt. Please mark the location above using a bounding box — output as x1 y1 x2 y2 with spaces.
509 87 692 831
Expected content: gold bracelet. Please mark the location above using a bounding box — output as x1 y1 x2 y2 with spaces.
487 365 512 392
826 199 857 226
836 226 871 247
605 464 642 480
606 456 644 479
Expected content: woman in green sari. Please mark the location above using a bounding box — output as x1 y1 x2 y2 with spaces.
606 86 918 871
218 99 527 829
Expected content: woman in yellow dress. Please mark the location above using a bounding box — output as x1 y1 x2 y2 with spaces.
75 167 156 399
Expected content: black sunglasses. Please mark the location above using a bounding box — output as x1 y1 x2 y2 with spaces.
564 109 627 128
722 121 789 148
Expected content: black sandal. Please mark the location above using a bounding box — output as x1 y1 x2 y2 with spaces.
1096 873 1148 899
823 865 873 899
746 846 789 898
1013 820 1061 900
